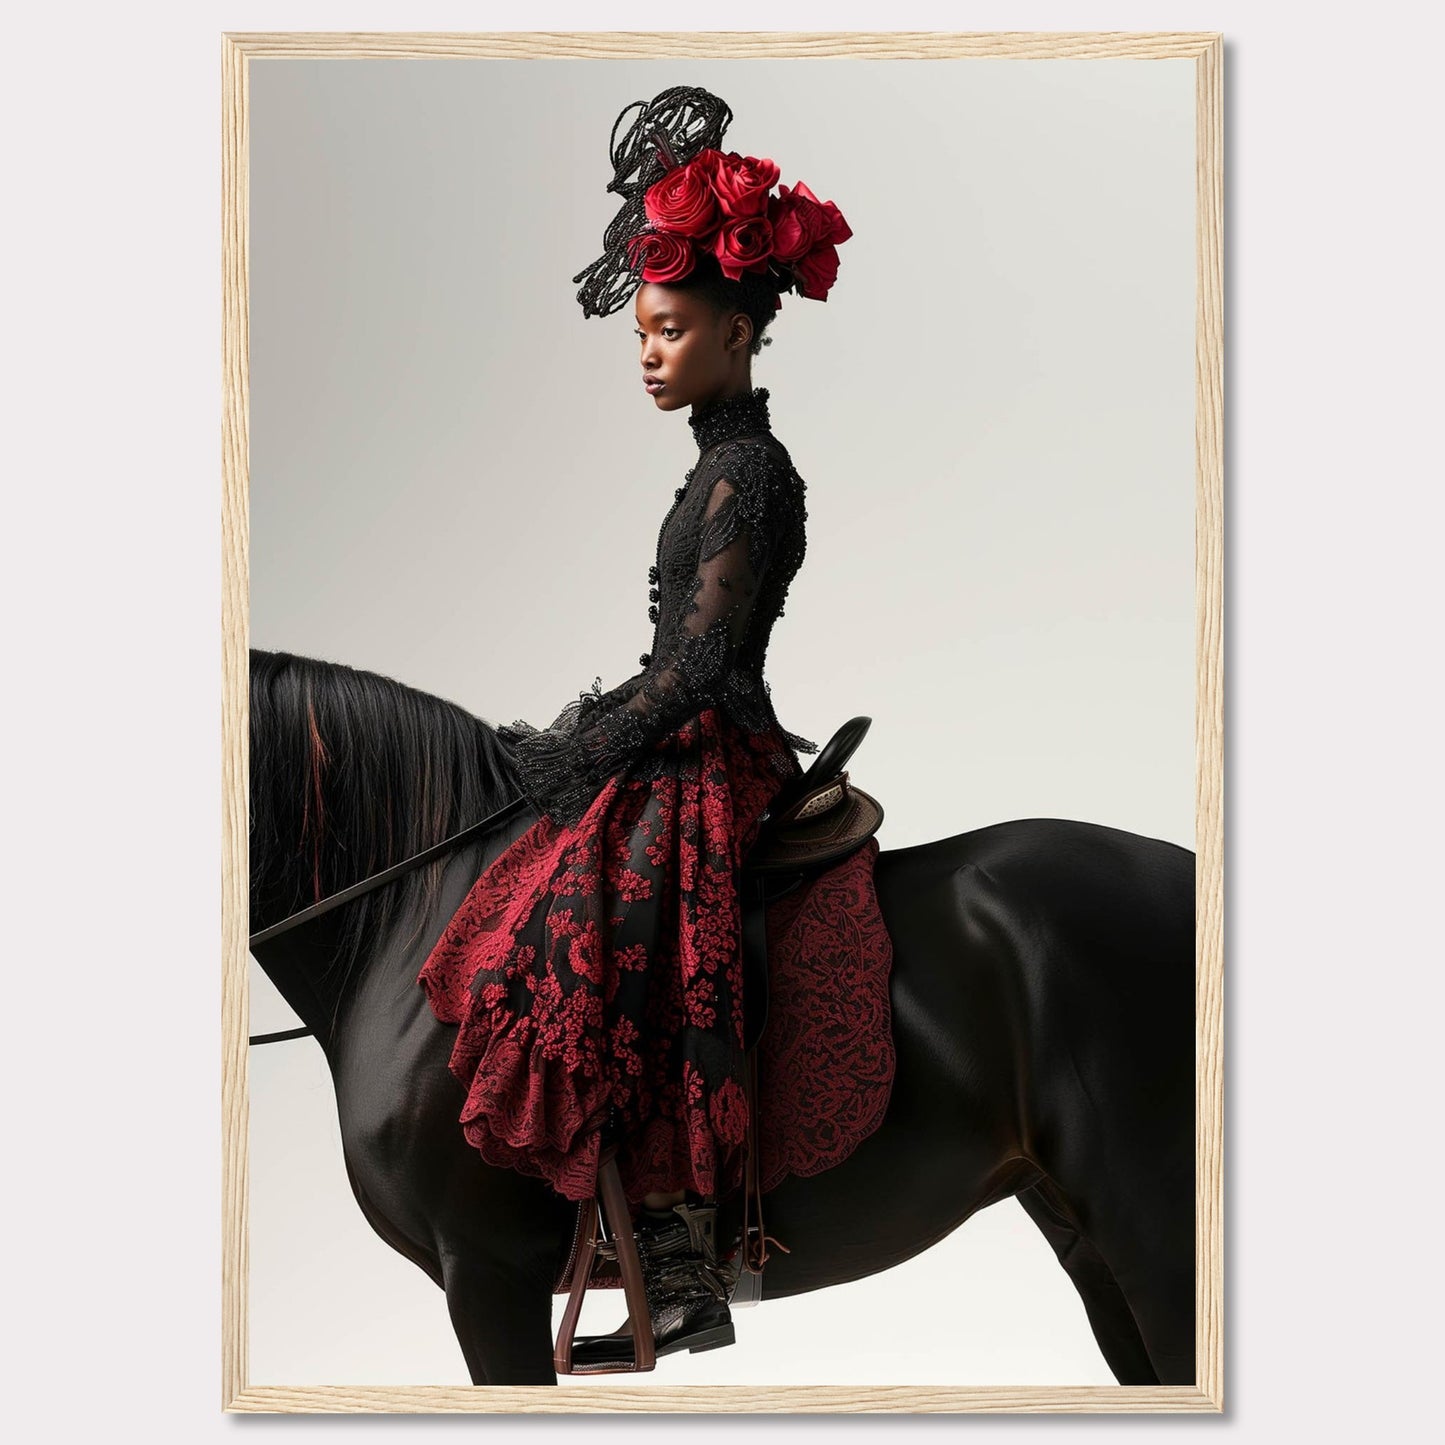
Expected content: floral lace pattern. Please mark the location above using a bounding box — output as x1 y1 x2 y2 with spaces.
754 837 895 1192
418 707 798 1205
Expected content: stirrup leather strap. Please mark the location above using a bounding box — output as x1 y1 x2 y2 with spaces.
553 1150 656 1374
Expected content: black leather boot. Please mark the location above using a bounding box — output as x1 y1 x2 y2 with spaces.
571 1198 736 1369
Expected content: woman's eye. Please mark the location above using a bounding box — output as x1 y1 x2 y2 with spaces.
636 329 681 340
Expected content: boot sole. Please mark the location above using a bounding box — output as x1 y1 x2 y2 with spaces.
569 1319 736 1371
674 1321 736 1356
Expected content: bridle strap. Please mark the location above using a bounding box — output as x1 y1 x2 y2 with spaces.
246 794 531 1044
249 794 528 950
249 1025 314 1046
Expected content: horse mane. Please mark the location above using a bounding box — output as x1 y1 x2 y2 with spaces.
248 648 524 1032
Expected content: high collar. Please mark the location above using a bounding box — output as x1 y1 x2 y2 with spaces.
687 386 772 453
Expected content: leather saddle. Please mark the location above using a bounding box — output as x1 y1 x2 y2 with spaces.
738 715 884 1053
745 714 883 872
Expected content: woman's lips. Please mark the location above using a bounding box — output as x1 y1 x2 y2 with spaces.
644 378 665 393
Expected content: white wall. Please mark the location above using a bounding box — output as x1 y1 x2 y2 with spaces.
247 53 1194 1387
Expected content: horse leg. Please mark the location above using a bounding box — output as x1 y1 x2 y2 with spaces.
1018 1169 1195 1386
438 1246 558 1386
1016 1175 1159 1384
1075 1172 1196 1387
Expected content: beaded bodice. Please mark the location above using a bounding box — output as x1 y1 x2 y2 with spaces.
498 385 817 827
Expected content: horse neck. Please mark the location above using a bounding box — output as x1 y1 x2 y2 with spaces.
252 909 353 1056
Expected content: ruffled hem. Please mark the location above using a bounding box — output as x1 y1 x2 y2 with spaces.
434 1010 750 1205
452 1017 613 1202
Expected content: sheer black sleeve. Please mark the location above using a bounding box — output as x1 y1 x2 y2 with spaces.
498 473 775 827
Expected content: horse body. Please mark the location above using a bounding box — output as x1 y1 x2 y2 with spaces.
248 650 1195 1386
710 820 1195 1390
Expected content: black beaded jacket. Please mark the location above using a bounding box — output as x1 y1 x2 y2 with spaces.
498 385 817 827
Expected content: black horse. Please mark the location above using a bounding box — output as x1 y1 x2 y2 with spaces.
247 648 1196 1386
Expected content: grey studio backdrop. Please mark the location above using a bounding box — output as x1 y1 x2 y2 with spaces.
247 57 1195 1388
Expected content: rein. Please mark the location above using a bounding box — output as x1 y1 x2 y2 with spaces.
246 795 531 1046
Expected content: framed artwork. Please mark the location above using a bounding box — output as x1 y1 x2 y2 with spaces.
223 29 1223 1413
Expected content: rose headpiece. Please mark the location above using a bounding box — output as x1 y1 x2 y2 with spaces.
573 85 852 320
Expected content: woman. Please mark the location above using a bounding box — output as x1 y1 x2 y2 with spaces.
417 85 852 1364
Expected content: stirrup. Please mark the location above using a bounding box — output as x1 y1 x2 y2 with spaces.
553 1149 656 1375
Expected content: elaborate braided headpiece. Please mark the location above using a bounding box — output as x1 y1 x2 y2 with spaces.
572 84 853 322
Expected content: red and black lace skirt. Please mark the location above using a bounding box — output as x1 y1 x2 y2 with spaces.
416 707 798 1206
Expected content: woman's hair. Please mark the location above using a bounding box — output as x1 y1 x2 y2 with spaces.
666 252 780 354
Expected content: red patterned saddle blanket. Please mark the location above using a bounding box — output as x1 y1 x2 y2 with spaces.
553 835 894 1292
750 835 894 1191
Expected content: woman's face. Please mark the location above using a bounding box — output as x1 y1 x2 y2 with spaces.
634 282 752 413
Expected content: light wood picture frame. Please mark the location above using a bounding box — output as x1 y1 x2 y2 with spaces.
222 28 1223 1414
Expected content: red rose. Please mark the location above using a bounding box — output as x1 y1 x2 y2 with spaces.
710 215 775 282
770 179 852 255
643 154 722 240
626 228 697 284
709 149 781 219
792 241 841 301
767 181 829 263
795 178 853 247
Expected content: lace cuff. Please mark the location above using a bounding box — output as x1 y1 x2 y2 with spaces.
497 676 644 827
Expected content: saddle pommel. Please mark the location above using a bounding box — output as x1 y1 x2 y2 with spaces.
743 716 883 875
